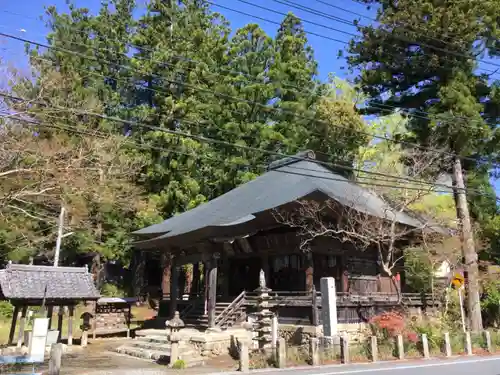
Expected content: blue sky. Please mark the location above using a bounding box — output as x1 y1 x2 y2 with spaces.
0 0 498 194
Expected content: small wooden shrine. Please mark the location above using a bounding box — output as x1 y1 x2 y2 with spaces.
0 263 100 347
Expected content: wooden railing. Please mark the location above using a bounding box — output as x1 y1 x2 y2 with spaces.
215 291 246 328
244 290 438 308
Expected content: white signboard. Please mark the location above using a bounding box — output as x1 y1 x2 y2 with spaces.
29 318 49 361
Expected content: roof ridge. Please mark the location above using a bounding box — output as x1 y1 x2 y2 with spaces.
267 150 316 171
6 264 88 273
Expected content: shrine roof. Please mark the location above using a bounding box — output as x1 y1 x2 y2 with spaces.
133 150 448 248
0 263 100 302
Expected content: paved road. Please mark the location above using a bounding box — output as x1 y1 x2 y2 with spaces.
212 356 500 375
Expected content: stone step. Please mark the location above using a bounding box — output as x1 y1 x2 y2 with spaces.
116 345 205 368
130 341 190 351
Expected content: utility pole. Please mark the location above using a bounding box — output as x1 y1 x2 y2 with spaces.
53 205 74 267
453 157 483 331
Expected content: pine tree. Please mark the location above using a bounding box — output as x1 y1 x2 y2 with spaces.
349 0 500 331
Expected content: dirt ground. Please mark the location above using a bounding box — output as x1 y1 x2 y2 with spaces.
1 339 238 375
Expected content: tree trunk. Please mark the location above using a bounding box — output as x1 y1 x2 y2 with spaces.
452 157 482 332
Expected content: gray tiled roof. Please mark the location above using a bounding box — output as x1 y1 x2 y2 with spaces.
134 151 447 244
0 263 100 301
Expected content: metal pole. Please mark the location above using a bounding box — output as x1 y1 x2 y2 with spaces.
53 206 65 267
459 287 466 333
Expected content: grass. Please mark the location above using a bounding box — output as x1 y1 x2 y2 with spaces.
0 304 155 345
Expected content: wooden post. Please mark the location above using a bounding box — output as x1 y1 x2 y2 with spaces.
67 305 74 346
311 284 319 326
17 306 28 348
277 338 286 368
47 306 54 329
161 253 172 300
421 334 430 359
92 302 97 340
239 340 250 372
207 258 218 328
444 333 452 357
370 336 378 362
310 337 320 366
192 262 201 297
57 306 64 342
127 304 132 339
396 335 404 360
484 331 492 353
169 258 179 318
8 305 20 345
465 331 473 356
49 343 63 375
341 333 350 364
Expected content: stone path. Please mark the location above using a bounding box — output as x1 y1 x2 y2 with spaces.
4 339 238 375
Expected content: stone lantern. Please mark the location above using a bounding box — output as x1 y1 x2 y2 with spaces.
165 311 185 365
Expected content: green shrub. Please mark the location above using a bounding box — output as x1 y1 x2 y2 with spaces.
100 283 124 297
172 359 186 369
0 301 14 319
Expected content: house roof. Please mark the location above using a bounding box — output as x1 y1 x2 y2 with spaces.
134 151 447 248
0 263 101 301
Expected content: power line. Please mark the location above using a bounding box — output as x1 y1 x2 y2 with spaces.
221 0 500 72
2 13 498 129
0 31 495 168
2 109 446 190
4 93 499 200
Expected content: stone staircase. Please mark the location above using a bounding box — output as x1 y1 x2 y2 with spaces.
183 301 246 329
115 330 205 367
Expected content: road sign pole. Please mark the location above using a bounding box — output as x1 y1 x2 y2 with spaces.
459 287 466 333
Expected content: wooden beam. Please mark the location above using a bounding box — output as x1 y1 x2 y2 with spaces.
223 242 235 256
207 259 218 328
237 238 253 253
17 306 27 348
8 305 20 345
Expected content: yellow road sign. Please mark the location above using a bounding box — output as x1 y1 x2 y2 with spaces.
452 273 465 288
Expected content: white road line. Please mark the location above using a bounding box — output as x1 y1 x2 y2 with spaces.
309 356 500 375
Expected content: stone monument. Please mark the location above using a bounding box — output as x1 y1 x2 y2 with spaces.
253 269 274 349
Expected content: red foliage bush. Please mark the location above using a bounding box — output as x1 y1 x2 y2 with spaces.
405 331 419 343
369 311 405 337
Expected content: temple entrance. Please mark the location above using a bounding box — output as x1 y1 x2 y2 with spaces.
270 254 304 291
228 258 261 296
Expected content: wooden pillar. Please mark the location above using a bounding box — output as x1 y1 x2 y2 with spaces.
17 306 28 348
221 254 230 299
192 262 201 297
57 306 64 342
207 257 218 328
305 253 314 292
8 305 20 345
169 257 179 318
47 306 54 329
67 305 74 346
161 252 172 300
